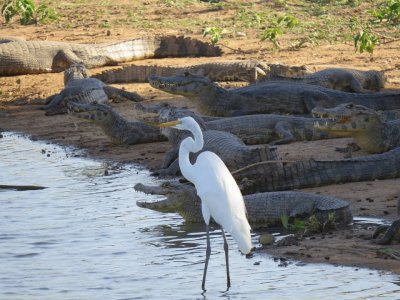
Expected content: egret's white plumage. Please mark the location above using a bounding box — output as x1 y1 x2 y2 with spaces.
194 152 252 254
159 116 252 290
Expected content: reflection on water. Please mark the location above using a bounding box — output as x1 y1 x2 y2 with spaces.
0 132 399 299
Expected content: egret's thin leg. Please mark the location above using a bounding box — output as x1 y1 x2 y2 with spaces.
221 229 231 289
202 224 211 291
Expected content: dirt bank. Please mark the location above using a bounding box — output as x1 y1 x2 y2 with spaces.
1 0 400 274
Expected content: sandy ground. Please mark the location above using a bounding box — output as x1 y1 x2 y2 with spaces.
1 4 400 273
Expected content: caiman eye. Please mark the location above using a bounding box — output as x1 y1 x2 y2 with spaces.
345 103 354 108
183 72 190 76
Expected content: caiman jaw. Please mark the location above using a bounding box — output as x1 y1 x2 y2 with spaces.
150 79 188 89
313 114 351 130
134 183 179 213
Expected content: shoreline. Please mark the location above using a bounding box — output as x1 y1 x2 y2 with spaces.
2 96 400 274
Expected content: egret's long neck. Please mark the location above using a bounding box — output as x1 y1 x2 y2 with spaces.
179 123 204 182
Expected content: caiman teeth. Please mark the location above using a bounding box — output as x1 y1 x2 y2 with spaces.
314 118 336 128
312 112 329 119
337 116 350 123
152 80 186 89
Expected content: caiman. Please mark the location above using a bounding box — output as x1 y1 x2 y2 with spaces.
67 102 166 145
134 181 353 226
94 60 310 83
372 220 400 245
156 107 279 175
205 112 335 145
262 68 386 92
231 147 400 195
0 36 221 76
148 73 400 116
43 63 143 115
154 105 334 145
160 129 279 176
372 199 400 244
66 102 278 163
312 103 400 153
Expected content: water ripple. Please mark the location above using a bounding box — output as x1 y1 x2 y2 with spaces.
0 132 399 299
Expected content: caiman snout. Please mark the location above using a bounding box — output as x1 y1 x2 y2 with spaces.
134 182 183 212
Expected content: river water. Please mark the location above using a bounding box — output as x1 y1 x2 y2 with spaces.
0 132 399 299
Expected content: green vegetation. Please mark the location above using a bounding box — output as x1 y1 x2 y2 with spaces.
260 15 298 48
354 30 379 54
160 0 197 8
1 0 35 24
203 26 224 45
281 212 336 234
304 213 336 234
1 0 398 53
1 0 58 24
280 215 306 231
369 0 400 24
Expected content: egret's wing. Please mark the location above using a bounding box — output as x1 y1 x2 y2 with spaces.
194 151 252 254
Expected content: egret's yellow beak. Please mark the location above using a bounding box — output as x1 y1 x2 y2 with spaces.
157 119 181 128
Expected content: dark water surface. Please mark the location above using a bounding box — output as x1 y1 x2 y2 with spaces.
0 133 399 299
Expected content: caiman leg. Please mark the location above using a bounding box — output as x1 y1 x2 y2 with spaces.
161 148 179 169
43 94 57 106
303 91 333 111
102 86 143 102
269 121 295 145
372 219 400 245
349 78 365 93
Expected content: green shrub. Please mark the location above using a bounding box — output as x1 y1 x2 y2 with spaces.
1 0 58 25
280 215 306 231
203 26 224 45
260 15 298 48
369 0 400 25
354 30 379 54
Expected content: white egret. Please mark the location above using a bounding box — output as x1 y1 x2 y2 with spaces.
159 116 252 291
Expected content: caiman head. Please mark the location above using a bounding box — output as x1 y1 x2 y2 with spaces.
148 73 222 97
64 63 90 85
158 106 206 142
365 70 387 91
135 181 203 222
67 102 114 124
267 63 310 78
312 103 382 137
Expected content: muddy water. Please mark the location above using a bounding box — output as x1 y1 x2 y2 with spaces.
0 133 399 299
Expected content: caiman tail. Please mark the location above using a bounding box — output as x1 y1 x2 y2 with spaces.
235 148 400 194
94 36 222 62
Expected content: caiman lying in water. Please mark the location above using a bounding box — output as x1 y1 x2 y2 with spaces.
312 103 400 154
148 73 400 116
134 181 353 227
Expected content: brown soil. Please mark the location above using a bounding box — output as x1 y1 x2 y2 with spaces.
1 1 400 274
